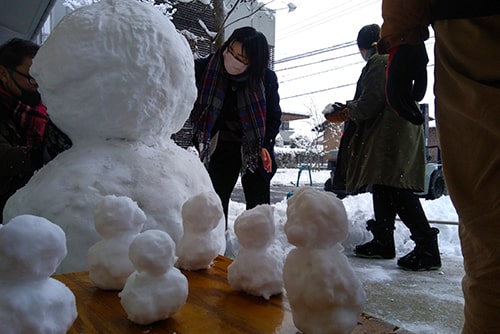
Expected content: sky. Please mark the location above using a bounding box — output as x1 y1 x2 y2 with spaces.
1 1 460 333
267 0 436 132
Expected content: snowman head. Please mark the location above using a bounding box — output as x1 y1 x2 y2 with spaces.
234 205 275 249
285 187 348 248
94 195 147 238
31 0 197 146
182 191 224 233
0 215 67 280
129 229 176 275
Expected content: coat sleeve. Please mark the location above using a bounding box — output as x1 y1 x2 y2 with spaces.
379 0 432 53
263 69 282 151
347 56 388 122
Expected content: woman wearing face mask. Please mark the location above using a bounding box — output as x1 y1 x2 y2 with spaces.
190 27 282 229
0 38 71 223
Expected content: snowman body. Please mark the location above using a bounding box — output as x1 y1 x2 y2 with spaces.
0 215 77 334
119 230 188 325
176 191 225 270
227 205 283 300
3 0 223 273
88 195 147 290
283 187 366 334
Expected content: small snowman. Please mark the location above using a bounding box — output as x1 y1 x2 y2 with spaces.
176 191 225 270
283 187 366 334
0 215 77 334
119 229 188 325
88 195 147 290
3 0 223 273
227 204 283 300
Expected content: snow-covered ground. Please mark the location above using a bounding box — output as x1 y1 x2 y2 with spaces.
228 168 464 334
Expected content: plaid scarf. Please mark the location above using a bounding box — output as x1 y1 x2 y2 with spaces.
0 85 49 147
191 49 267 172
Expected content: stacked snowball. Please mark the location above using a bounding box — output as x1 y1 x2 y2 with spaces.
0 215 77 333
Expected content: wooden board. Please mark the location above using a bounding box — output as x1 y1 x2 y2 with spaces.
54 256 413 333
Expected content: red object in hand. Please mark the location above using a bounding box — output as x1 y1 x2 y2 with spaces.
325 108 350 123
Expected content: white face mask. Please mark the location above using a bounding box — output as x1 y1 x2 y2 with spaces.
223 48 248 76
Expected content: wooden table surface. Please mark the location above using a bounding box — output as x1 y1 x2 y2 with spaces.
54 255 411 334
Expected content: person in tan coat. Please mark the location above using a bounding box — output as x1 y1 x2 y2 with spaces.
324 24 440 271
378 1 500 333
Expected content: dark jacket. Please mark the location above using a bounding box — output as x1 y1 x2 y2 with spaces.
193 56 282 179
334 52 425 193
0 107 43 222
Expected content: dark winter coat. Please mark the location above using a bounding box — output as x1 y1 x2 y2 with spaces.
0 94 71 223
0 104 43 222
335 52 425 193
193 56 282 180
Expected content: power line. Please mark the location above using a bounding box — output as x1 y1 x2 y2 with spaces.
276 51 360 72
282 82 357 100
277 0 381 41
278 59 364 83
275 37 436 97
274 41 357 64
280 63 436 100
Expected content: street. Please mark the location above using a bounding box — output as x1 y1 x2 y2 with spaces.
231 183 325 204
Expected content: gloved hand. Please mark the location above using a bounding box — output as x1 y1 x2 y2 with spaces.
386 43 428 125
324 105 350 123
322 102 345 115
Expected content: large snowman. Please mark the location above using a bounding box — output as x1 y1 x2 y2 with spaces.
3 0 223 273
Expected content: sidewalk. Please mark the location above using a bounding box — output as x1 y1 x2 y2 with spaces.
349 254 464 333
230 184 464 333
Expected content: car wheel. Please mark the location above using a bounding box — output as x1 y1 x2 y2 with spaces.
426 169 445 200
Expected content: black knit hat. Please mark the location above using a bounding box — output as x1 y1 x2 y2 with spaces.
357 24 380 49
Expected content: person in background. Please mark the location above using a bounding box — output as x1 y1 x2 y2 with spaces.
0 38 71 223
190 27 282 229
378 1 500 332
323 24 440 271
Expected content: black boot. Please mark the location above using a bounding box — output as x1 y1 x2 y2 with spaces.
398 227 441 271
355 219 395 259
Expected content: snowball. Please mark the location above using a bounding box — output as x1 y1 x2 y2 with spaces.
119 230 188 325
176 191 225 270
283 187 366 334
285 186 348 248
88 195 147 290
0 215 77 334
31 0 197 145
227 205 283 299
4 0 223 273
0 215 66 279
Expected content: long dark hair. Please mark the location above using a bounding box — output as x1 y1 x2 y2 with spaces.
0 38 39 69
222 27 269 84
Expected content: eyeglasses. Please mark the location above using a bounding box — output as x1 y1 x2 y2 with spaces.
9 68 37 85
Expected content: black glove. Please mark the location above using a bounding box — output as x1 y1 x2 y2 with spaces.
386 43 428 125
